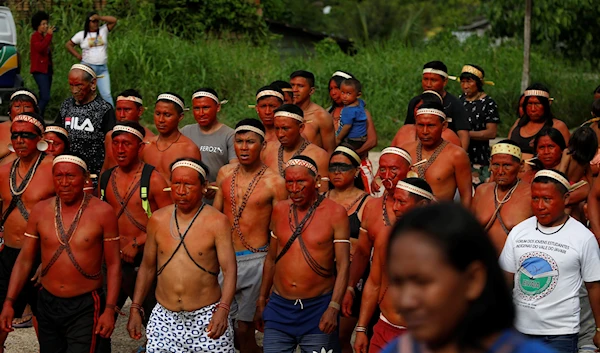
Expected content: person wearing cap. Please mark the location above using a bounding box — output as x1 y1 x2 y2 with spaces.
0 90 40 166
127 158 237 352
255 155 350 353
263 104 329 185
472 140 532 255
0 153 121 352
255 85 284 144
142 92 201 183
289 70 337 154
102 89 155 172
499 169 600 353
0 112 55 350
354 177 433 353
213 118 287 353
54 64 116 186
404 61 471 150
402 101 472 206
457 64 500 186
271 80 293 104
342 147 411 334
181 88 237 203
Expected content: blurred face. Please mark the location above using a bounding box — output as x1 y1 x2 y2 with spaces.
460 77 479 98
285 166 317 208
10 122 41 158
490 154 520 187
421 73 447 93
340 83 359 106
416 115 445 148
116 100 143 123
68 70 95 104
329 80 342 105
255 97 282 127
170 167 205 213
328 154 356 189
536 136 562 169
89 18 99 32
531 182 568 226
192 97 220 127
38 19 48 33
154 101 182 135
392 189 420 218
275 117 303 147
290 77 313 105
112 133 142 168
53 163 86 204
388 233 476 347
234 131 264 166
526 96 545 121
10 100 36 118
378 154 409 191
44 132 66 156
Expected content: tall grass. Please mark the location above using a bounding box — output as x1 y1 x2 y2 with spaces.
14 7 598 148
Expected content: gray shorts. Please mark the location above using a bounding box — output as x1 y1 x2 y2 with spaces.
219 250 267 322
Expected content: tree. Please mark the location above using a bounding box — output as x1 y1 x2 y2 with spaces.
521 0 531 92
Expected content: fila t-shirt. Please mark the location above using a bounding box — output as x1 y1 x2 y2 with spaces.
499 216 600 335
70 24 110 65
55 95 116 178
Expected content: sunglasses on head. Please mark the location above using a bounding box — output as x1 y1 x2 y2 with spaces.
11 131 40 140
328 162 354 173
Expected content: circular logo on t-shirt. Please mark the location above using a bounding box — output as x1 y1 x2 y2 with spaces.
517 251 559 300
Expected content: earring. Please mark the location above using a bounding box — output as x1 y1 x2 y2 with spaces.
7 143 14 152
37 140 49 152
316 182 322 189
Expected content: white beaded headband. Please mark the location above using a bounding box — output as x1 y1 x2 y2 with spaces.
281 88 293 92
11 90 38 104
53 155 88 171
235 125 265 138
422 90 443 103
423 68 455 80
491 143 522 160
334 146 361 164
396 180 435 201
274 111 304 123
45 126 68 137
381 147 412 165
70 64 101 79
285 158 318 175
113 125 144 141
416 108 446 121
171 160 207 180
534 170 570 191
332 71 352 79
116 96 143 105
13 114 44 132
256 90 284 102
192 91 219 104
157 94 185 110
524 90 550 99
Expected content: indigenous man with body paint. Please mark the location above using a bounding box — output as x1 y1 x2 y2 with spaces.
289 70 336 154
54 64 116 183
500 169 600 353
127 158 237 352
99 122 172 331
213 119 287 353
254 86 284 145
341 147 411 338
263 104 329 184
472 140 532 255
142 93 201 183
0 113 54 351
255 156 350 353
0 154 121 352
401 101 472 206
354 177 434 353
0 89 40 167
271 80 293 105
102 89 155 172
181 88 237 203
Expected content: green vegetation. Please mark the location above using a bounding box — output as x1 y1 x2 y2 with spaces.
13 5 598 148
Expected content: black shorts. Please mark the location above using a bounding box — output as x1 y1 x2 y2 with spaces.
37 288 110 353
116 254 156 326
0 245 39 316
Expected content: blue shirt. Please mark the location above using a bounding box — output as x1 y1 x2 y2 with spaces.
337 99 367 139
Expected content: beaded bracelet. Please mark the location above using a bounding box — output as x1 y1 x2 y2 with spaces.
130 303 146 320
217 303 231 312
355 326 368 333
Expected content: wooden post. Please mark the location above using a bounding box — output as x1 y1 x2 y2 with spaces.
521 0 532 92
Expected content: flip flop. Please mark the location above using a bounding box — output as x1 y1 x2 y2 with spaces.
12 314 33 328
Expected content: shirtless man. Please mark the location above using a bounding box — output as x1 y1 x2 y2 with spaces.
127 158 237 352
341 147 411 335
263 104 329 180
472 141 532 255
102 89 155 171
0 154 121 352
0 112 54 351
214 118 287 353
255 86 284 144
255 156 350 353
0 89 40 167
142 93 201 182
290 70 336 154
99 121 172 329
354 178 434 353
401 101 472 206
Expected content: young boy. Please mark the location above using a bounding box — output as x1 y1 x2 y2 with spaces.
336 78 368 151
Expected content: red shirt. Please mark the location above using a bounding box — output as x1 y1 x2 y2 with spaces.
30 31 53 74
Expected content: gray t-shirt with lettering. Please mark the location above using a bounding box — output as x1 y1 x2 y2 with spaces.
180 123 236 182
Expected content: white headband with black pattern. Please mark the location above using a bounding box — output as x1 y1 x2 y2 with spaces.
113 125 144 141
53 155 88 171
396 180 435 201
157 94 185 110
171 160 207 180
11 90 38 104
235 125 265 138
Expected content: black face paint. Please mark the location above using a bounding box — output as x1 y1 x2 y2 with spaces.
328 162 354 173
11 132 39 140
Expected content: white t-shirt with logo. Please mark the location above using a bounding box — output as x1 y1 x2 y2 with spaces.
71 24 109 65
499 216 600 335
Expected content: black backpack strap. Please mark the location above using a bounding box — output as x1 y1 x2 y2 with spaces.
99 167 116 202
140 164 155 219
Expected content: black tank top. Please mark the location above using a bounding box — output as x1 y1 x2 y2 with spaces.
509 125 535 154
348 195 370 239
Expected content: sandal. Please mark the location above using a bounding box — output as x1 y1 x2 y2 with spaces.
12 313 33 328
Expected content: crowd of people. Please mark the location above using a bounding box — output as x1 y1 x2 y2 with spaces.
0 13 600 353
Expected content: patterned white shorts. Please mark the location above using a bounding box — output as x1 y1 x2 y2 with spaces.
146 302 235 352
